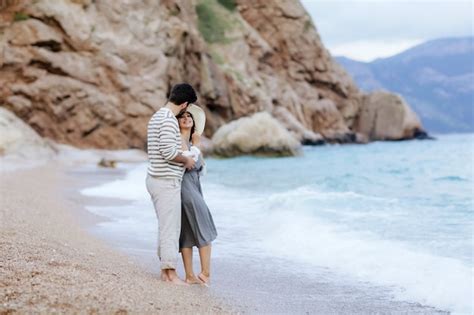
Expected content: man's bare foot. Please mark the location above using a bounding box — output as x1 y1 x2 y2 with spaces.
197 272 210 287
167 269 187 285
168 274 189 286
185 276 203 285
160 271 170 282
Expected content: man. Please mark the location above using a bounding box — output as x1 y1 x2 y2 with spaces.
145 83 197 285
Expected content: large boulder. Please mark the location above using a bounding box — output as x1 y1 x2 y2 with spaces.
0 107 55 158
356 91 425 140
212 112 301 157
272 106 325 145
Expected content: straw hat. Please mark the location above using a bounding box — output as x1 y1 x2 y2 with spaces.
187 104 206 135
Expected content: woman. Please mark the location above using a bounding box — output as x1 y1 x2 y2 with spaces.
176 105 217 286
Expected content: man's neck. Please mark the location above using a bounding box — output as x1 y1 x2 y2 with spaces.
164 102 181 116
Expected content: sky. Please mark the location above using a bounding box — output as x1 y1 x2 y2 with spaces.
300 0 474 62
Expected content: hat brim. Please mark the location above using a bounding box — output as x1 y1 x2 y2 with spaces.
187 104 206 135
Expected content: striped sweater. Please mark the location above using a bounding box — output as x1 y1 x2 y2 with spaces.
147 107 184 178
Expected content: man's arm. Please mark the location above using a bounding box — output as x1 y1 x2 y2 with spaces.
156 123 181 161
157 118 195 169
171 153 195 170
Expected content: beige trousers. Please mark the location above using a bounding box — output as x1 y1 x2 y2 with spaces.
146 175 182 270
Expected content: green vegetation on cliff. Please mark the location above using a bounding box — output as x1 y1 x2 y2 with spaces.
196 1 229 43
14 12 30 22
196 0 241 44
217 0 236 12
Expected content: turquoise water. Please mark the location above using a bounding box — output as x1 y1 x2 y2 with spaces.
82 133 473 314
206 134 473 265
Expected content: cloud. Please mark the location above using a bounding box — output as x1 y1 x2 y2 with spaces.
301 0 473 60
328 39 425 62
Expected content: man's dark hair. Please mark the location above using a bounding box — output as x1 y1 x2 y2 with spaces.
168 83 197 105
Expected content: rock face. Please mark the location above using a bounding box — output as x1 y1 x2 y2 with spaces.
212 112 301 157
0 107 55 158
0 0 426 154
356 91 423 140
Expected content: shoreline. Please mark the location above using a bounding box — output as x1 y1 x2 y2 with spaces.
71 162 451 314
1 158 458 314
0 162 234 314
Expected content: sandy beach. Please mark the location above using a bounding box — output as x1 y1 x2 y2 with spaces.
0 162 233 314
0 159 454 314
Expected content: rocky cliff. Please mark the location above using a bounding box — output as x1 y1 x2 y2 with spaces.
0 0 425 154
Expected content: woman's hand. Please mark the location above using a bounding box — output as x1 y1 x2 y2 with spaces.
191 133 201 147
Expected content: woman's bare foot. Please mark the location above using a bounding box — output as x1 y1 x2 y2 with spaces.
185 275 203 285
197 272 210 287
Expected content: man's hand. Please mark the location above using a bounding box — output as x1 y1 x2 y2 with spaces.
183 156 195 170
171 153 195 170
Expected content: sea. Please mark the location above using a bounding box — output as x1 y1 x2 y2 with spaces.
80 133 473 314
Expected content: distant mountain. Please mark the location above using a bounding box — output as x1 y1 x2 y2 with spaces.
336 37 474 133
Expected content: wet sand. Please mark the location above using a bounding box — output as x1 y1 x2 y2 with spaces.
68 163 450 314
0 160 451 314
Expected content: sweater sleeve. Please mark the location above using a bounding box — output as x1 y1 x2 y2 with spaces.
157 117 180 161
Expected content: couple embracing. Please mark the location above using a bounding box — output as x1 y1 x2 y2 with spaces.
145 83 217 286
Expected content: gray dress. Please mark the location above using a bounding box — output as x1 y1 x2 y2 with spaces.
179 152 217 250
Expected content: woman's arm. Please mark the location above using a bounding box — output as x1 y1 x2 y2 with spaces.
191 133 202 150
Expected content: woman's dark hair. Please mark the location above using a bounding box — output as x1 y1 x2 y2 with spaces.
176 111 195 142
168 83 197 105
